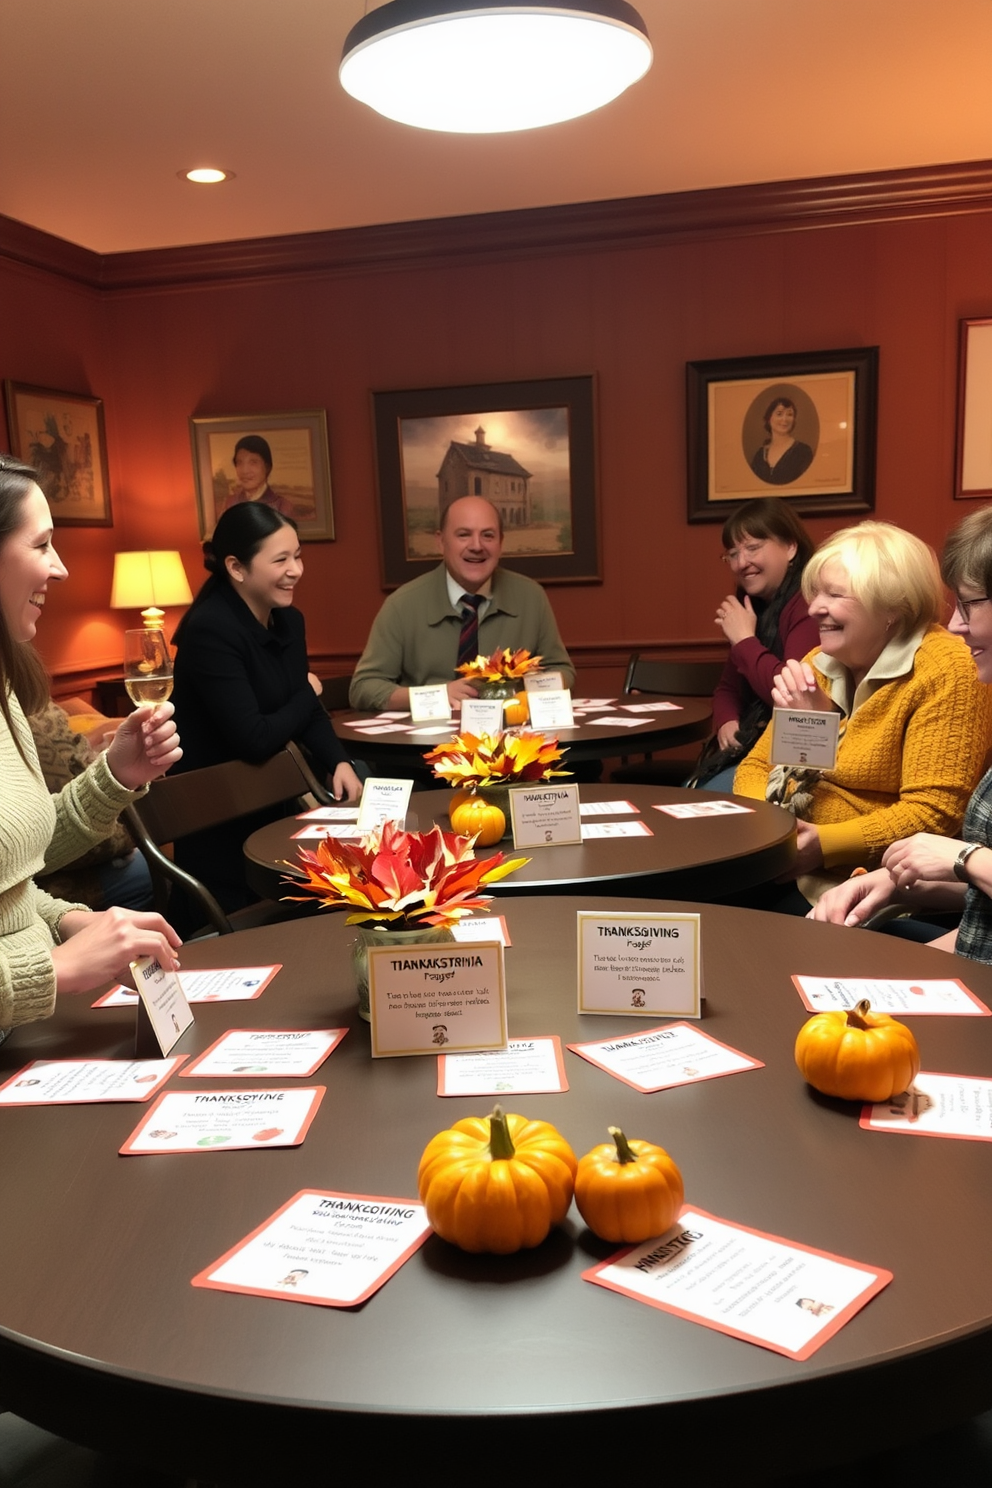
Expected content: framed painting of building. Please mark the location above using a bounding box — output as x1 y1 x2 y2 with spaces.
4 380 112 527
955 318 992 500
371 376 600 586
686 347 878 523
189 410 334 542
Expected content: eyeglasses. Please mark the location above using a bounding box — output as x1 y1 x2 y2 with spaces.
954 595 992 621
722 539 768 567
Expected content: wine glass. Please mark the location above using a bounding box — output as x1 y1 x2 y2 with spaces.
123 628 173 709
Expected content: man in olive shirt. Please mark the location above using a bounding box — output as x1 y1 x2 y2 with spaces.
349 496 574 712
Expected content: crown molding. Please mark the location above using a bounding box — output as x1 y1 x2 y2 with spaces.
5 158 992 294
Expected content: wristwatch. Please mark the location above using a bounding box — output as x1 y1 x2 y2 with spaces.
953 842 984 883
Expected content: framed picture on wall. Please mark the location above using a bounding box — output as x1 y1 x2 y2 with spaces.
686 347 878 523
371 375 599 587
955 318 992 500
189 410 335 542
4 380 112 527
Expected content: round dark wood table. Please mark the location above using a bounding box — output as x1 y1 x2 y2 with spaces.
2 898 992 1482
244 784 797 902
337 692 713 768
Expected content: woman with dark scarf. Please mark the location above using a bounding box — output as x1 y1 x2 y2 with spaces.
692 498 817 791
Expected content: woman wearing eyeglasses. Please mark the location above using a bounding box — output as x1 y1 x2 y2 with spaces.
810 508 992 958
693 498 818 791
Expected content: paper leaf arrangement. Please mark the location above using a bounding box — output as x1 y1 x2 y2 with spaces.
287 821 527 928
456 647 542 682
423 731 570 789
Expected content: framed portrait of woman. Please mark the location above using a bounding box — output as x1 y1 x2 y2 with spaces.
686 347 878 523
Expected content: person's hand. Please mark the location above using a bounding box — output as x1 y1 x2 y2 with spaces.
771 659 833 712
51 907 183 995
332 761 362 802
106 702 182 789
307 671 323 697
716 720 741 752
715 594 758 646
447 679 479 708
807 868 896 926
882 834 964 889
778 819 823 880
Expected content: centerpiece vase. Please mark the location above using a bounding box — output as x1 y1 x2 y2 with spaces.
352 923 455 1022
476 779 525 840
477 679 518 702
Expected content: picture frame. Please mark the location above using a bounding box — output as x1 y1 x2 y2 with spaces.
955 318 992 501
371 375 599 587
189 410 334 542
686 347 879 523
4 380 112 527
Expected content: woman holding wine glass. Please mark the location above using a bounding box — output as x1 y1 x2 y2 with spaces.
170 502 361 921
0 455 183 1035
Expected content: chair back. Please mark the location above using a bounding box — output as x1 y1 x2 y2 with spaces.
623 654 725 696
319 675 353 712
125 744 330 936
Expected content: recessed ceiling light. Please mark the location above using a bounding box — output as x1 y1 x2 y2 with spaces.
181 168 234 184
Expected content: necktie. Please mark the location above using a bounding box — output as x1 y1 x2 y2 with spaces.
457 593 483 667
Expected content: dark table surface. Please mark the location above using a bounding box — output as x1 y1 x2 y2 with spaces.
335 692 713 766
2 898 992 1481
245 784 797 903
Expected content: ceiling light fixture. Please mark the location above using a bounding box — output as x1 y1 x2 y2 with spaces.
339 0 652 134
182 168 234 184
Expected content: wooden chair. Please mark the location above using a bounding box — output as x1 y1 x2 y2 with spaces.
319 674 353 712
125 743 332 938
612 653 725 785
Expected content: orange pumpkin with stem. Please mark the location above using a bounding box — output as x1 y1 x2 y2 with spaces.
575 1127 684 1243
418 1105 577 1253
794 999 920 1102
449 793 505 846
503 692 529 726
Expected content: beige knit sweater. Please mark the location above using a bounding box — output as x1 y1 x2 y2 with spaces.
1 692 139 1029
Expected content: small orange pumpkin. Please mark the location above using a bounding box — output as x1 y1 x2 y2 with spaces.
418 1105 577 1253
503 691 529 726
794 998 920 1102
575 1127 684 1243
449 794 505 846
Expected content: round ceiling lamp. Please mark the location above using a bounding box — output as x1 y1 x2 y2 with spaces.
339 0 652 133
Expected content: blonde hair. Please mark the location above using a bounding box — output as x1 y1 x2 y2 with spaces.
802 521 942 638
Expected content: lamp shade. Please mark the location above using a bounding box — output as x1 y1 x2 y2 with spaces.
111 551 193 628
339 0 652 133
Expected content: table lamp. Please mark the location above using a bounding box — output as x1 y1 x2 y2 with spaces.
111 550 193 629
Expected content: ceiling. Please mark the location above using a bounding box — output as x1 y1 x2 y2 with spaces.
2 0 991 255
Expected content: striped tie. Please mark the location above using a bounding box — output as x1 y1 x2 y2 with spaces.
457 593 484 666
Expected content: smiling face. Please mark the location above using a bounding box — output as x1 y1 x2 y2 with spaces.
949 585 992 684
234 448 270 498
727 533 798 601
808 562 895 682
768 401 796 437
438 497 503 594
226 522 302 625
0 482 67 642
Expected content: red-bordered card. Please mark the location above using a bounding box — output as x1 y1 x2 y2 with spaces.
568 1023 762 1093
792 974 989 1016
860 1071 992 1142
581 820 653 839
437 1035 568 1096
0 1057 183 1105
584 1206 891 1361
192 1189 432 1308
179 1028 348 1078
120 1086 325 1154
92 964 282 1009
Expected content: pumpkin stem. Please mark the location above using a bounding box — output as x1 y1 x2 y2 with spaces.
488 1104 517 1162
608 1126 637 1165
846 999 873 1030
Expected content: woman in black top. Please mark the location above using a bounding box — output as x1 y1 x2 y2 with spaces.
749 396 813 486
171 504 360 919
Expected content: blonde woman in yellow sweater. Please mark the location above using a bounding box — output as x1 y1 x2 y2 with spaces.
733 521 992 913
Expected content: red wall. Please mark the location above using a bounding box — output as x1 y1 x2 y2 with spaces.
4 203 992 683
